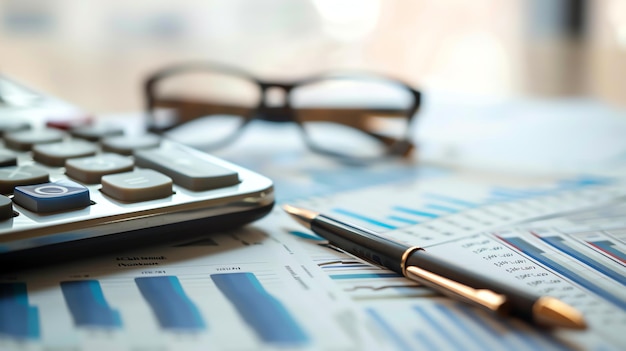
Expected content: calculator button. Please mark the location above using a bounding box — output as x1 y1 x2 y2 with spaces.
101 134 161 155
0 120 30 136
13 179 90 213
134 148 239 191
0 166 49 194
0 195 13 220
33 140 98 167
71 125 124 141
65 154 134 184
4 128 66 151
101 169 172 202
0 150 17 167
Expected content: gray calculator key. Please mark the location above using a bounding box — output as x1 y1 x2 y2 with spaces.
134 148 239 191
33 140 98 166
66 153 134 183
0 165 49 194
71 125 124 141
4 128 66 151
101 134 161 155
0 150 17 167
0 195 13 220
101 169 172 202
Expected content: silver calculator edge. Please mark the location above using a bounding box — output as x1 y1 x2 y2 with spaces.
0 75 275 263
0 140 275 254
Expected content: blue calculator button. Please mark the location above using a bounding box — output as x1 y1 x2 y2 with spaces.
13 179 91 213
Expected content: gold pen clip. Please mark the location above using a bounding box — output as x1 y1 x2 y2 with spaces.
401 247 508 314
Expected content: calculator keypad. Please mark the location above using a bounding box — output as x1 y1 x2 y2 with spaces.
0 111 273 255
0 123 241 207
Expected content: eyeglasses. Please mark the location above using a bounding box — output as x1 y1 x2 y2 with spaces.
144 62 421 162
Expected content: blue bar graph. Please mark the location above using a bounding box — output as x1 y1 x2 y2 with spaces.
425 204 459 213
558 176 612 188
423 193 479 207
412 331 440 351
587 240 626 264
489 188 540 199
453 304 524 351
387 216 419 225
60 280 122 329
433 304 486 350
0 282 40 339
332 208 397 229
412 305 465 351
500 237 626 310
537 236 626 286
366 308 413 351
456 304 569 350
288 230 325 241
393 206 439 219
135 276 205 330
211 272 309 344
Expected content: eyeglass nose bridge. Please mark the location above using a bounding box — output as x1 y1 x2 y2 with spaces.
253 82 297 123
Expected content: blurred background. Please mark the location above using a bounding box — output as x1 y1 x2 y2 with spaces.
1 0 625 114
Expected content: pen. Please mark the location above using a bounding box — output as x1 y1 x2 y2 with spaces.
283 204 587 329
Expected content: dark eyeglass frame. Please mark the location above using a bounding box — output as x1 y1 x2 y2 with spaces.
144 62 422 160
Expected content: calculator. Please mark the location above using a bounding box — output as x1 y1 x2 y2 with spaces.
0 76 274 265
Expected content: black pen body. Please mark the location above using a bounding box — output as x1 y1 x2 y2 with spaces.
312 214 538 322
312 214 408 274
404 250 538 321
285 204 584 329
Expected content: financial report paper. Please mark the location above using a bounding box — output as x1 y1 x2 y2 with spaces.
2 116 626 350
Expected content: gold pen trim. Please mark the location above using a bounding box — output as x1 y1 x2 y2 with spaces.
282 204 316 230
532 296 587 329
400 246 507 313
404 265 508 313
400 246 423 276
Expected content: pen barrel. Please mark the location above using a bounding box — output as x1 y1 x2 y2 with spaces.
406 250 538 321
313 216 408 274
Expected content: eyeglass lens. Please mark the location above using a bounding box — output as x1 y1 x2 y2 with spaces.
149 71 415 159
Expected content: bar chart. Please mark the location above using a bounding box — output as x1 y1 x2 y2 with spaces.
496 234 626 311
362 299 591 351
294 174 623 243
574 231 626 264
531 232 625 286
420 230 626 348
0 229 363 350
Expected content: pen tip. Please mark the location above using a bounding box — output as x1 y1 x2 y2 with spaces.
533 297 587 330
282 205 318 229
